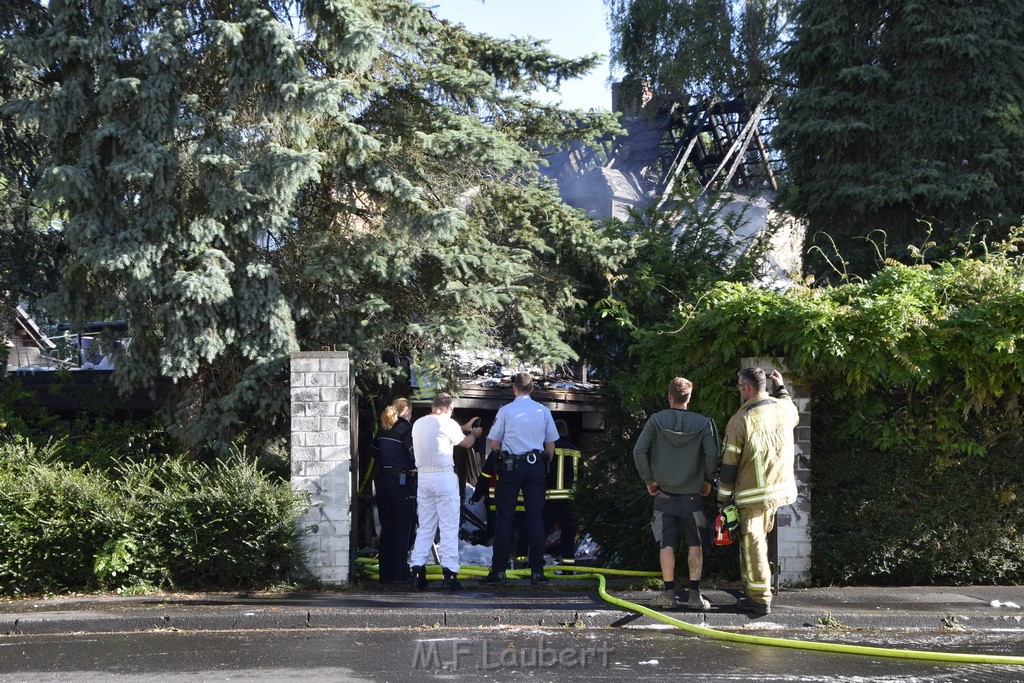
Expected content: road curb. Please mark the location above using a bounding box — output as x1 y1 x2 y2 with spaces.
3 585 1024 636
4 607 1022 636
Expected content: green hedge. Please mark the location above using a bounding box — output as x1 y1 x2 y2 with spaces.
0 442 114 594
107 457 306 588
0 441 308 596
811 392 1024 585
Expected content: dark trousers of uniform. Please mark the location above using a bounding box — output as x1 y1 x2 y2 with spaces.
491 459 546 573
543 500 578 560
375 475 416 583
510 512 528 559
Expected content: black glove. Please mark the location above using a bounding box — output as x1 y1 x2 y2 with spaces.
469 473 489 504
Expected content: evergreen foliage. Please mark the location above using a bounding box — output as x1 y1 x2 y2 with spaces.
812 393 1024 585
0 441 113 594
776 0 1024 277
619 235 1024 583
0 0 63 316
6 0 622 451
604 0 794 103
104 455 305 589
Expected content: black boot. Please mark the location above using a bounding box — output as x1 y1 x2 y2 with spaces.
409 565 427 592
441 567 462 591
479 569 506 586
530 571 550 586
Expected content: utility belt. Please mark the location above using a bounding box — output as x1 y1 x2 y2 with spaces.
498 449 548 473
380 466 417 487
380 466 416 479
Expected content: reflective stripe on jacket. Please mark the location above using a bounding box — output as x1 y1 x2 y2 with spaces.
546 438 581 501
718 389 799 509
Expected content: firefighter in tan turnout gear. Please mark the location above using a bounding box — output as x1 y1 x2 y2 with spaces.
718 367 799 617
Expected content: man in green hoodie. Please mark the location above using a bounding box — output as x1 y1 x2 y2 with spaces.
633 377 720 610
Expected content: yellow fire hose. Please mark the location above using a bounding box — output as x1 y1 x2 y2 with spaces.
355 558 1024 666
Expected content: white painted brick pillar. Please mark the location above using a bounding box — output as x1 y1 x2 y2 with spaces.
742 358 811 586
290 351 353 584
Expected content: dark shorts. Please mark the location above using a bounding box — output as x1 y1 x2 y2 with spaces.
651 492 706 549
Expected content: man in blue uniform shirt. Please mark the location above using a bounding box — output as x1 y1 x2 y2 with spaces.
480 372 559 586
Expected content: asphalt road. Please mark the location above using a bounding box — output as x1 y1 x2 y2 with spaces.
2 626 1023 682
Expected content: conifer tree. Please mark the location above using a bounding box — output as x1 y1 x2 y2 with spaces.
776 0 1024 277
8 0 620 450
0 0 60 315
604 0 794 103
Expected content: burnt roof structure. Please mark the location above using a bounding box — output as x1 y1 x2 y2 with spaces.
542 89 803 290
544 91 780 220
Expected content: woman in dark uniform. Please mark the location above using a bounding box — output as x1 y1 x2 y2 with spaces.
371 398 416 584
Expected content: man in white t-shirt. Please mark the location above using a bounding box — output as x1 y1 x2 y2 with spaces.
409 393 482 591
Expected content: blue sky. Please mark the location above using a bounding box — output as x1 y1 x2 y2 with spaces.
428 0 616 111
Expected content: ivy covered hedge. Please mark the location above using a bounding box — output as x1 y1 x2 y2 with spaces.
811 395 1024 584
592 240 1024 584
0 440 308 596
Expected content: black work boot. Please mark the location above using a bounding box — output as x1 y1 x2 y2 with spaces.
735 596 770 616
441 567 462 591
530 571 550 586
409 565 428 592
479 569 506 586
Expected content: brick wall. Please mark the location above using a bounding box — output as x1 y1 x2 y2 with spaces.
742 358 811 586
290 351 353 584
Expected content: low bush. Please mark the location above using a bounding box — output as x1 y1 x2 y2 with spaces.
0 442 308 595
106 457 307 589
0 442 115 595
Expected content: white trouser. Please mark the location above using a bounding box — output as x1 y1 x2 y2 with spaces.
409 471 461 572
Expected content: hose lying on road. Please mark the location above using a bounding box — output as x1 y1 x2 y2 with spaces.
355 558 1024 666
